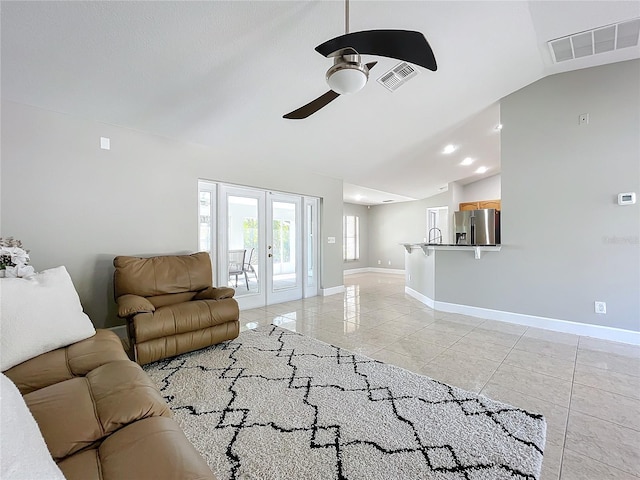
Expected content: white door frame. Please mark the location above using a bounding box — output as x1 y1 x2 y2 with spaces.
266 192 303 304
211 182 319 309
218 184 266 309
303 197 320 298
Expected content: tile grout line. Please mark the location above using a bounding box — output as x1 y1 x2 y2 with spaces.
557 334 580 480
478 325 529 394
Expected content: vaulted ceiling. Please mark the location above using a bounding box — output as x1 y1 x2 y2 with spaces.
2 1 638 204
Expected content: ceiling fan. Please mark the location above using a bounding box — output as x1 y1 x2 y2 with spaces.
283 0 437 120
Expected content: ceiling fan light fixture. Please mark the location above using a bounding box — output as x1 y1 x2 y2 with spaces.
326 55 369 94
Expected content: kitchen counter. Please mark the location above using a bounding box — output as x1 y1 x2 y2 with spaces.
401 242 501 259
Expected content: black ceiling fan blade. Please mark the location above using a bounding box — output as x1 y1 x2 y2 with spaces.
283 62 377 120
283 90 340 119
316 30 437 71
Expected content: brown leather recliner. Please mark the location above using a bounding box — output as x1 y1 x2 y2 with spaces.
113 252 240 365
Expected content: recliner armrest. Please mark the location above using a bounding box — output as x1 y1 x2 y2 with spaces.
117 294 155 318
193 286 235 301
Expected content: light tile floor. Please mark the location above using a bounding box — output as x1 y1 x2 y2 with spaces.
239 272 640 480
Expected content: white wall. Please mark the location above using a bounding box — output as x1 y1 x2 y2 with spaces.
460 174 501 203
0 101 344 328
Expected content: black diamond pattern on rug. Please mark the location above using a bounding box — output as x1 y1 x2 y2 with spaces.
144 325 546 480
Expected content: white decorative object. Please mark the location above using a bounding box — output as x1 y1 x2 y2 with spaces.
0 237 34 278
4 264 36 278
0 373 66 480
0 266 96 371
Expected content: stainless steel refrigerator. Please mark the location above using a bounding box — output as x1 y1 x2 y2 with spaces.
454 209 500 245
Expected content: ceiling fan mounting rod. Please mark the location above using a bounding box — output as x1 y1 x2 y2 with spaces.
345 0 349 34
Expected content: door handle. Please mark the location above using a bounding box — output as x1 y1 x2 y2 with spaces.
268 253 273 258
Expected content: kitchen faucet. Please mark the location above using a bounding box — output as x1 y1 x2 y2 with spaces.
427 227 442 244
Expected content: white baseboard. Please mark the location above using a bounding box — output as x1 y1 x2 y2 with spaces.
322 285 345 296
405 287 640 345
345 267 405 275
368 267 405 275
405 287 435 309
343 268 371 275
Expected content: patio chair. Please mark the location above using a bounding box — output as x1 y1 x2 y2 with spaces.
228 249 248 289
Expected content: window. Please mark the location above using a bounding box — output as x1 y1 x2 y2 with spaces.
198 181 216 254
343 215 359 261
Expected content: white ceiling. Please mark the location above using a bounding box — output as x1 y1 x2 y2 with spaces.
2 1 639 204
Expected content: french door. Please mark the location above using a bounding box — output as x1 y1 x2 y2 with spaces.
213 183 318 309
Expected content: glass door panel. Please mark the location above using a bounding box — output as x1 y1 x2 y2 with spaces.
197 180 216 276
218 185 265 309
304 197 319 298
214 184 317 309
267 193 302 304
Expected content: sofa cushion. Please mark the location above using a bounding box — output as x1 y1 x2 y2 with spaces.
0 266 96 371
134 298 240 343
113 252 213 298
57 417 216 480
0 373 65 480
3 329 129 395
24 360 170 461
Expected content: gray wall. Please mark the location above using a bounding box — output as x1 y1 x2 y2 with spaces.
1 101 345 329
368 192 449 270
435 60 640 332
367 174 500 270
343 203 370 271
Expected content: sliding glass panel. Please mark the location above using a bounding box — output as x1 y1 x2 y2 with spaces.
227 195 260 296
304 197 319 298
197 180 216 280
271 201 297 292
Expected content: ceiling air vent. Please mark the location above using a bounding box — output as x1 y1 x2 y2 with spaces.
377 62 418 92
548 18 640 63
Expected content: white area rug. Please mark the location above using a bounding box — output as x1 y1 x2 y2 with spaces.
144 325 546 480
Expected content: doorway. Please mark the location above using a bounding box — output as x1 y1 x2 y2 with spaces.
427 206 449 244
200 181 319 309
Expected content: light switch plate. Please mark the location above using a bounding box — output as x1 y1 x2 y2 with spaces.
100 137 110 150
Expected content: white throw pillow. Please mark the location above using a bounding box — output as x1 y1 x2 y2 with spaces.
0 373 66 479
0 266 96 371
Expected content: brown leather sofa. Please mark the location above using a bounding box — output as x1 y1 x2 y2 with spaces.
113 252 240 365
3 329 216 480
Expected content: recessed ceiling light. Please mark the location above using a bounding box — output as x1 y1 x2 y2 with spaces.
460 157 474 166
442 144 457 154
475 166 488 174
495 124 503 131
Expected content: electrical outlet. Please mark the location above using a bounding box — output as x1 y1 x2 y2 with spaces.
377 260 381 265
594 301 606 314
388 260 391 265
